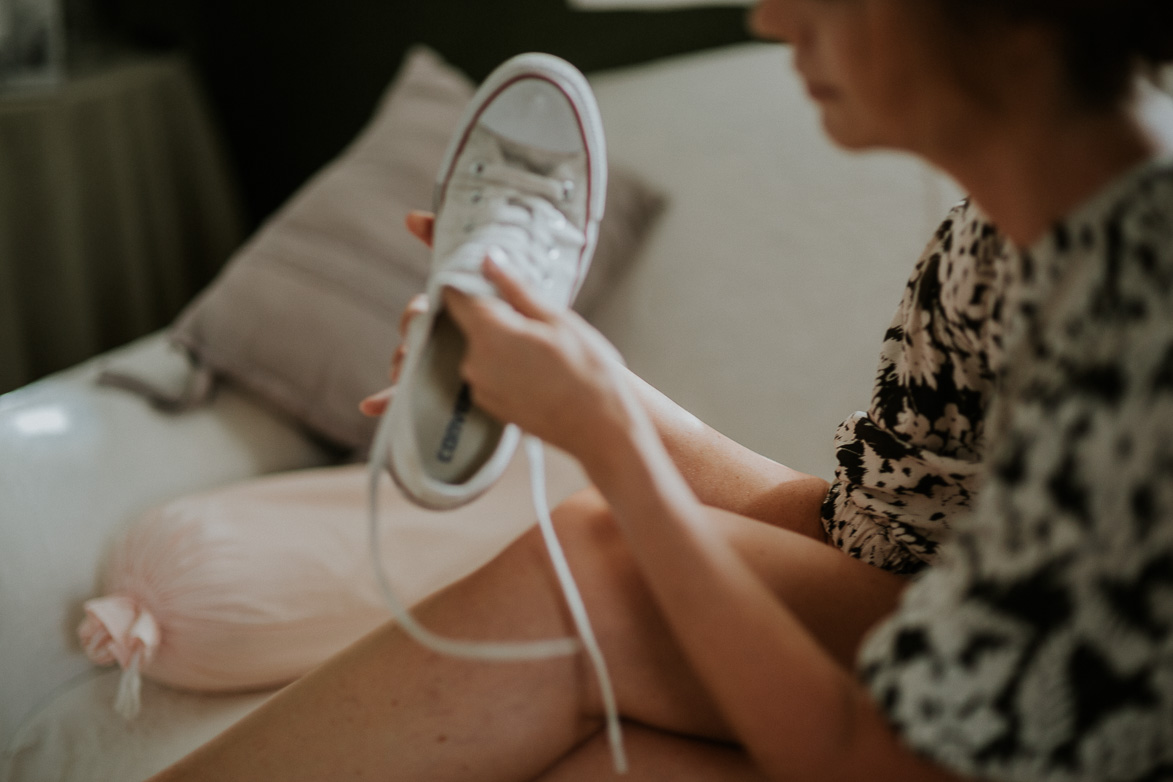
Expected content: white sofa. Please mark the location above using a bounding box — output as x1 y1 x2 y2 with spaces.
0 43 962 780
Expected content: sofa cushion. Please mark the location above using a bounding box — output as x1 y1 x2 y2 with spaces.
584 44 962 480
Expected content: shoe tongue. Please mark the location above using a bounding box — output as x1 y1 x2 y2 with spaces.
488 129 577 178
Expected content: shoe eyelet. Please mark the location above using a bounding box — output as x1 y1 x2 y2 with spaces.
560 181 575 201
470 190 483 204
471 162 485 176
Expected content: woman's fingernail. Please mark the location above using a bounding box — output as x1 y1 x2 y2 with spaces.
362 386 394 406
484 246 511 275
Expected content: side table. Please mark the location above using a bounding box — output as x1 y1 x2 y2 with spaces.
0 54 246 394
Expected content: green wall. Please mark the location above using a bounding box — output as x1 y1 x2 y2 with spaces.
99 0 753 225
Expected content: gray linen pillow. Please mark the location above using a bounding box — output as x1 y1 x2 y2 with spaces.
167 47 664 451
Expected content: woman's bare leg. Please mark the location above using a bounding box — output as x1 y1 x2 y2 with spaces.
148 510 599 782
148 489 905 782
536 722 768 782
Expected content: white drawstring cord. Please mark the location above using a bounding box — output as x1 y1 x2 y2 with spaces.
524 435 627 774
452 160 586 293
367 412 627 772
368 410 578 660
114 649 143 720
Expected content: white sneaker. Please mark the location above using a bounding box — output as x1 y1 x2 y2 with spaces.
384 53 607 510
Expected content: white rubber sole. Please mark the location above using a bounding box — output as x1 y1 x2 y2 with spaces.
385 53 605 510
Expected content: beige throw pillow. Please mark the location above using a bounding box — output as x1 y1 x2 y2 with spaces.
167 47 664 451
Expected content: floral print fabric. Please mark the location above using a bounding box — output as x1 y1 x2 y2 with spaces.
821 198 1015 574
853 158 1173 781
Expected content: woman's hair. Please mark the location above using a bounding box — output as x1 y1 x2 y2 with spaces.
939 0 1173 108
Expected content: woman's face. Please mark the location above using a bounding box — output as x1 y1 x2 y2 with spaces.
751 0 984 156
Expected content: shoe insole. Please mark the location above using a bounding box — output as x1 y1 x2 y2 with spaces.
412 311 504 485
479 80 581 154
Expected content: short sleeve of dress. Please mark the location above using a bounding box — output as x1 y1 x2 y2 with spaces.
858 162 1173 782
822 201 1013 574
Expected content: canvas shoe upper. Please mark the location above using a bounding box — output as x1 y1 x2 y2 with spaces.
382 53 606 510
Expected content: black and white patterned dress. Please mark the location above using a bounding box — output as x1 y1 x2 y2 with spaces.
825 157 1173 780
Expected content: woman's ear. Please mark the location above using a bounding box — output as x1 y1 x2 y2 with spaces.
948 17 1069 114
1004 21 1069 97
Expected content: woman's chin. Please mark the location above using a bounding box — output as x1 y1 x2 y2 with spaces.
815 103 909 153
819 113 880 152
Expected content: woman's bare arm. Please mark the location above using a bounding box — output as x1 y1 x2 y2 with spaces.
580 398 961 782
363 211 828 534
443 263 964 782
625 367 828 533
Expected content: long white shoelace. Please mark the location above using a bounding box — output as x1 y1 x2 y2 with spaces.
369 159 625 769
367 434 626 774
448 161 587 295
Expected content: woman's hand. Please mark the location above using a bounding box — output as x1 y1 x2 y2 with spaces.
362 209 637 462
443 255 639 462
358 211 436 417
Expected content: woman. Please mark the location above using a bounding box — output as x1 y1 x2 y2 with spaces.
150 1 1173 780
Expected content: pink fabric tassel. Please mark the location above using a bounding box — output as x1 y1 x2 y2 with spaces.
78 594 161 719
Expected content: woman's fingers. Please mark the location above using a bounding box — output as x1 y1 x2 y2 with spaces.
399 293 429 338
391 343 409 382
389 294 430 383
360 289 430 417
405 211 435 248
481 252 557 322
442 285 528 337
359 385 394 417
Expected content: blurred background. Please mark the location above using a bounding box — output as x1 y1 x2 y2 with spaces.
0 0 754 394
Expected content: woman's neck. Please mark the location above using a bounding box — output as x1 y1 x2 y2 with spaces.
934 84 1172 249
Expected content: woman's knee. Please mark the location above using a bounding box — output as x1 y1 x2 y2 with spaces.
512 488 650 635
516 486 644 610
508 489 745 736
538 723 767 782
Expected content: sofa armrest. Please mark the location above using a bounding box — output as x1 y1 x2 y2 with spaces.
0 333 337 749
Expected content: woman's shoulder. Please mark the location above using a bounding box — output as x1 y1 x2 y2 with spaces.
918 198 1008 278
1011 158 1173 332
1055 158 1173 312
1108 158 1173 249
930 198 1001 254
898 198 1013 341
1060 157 1173 254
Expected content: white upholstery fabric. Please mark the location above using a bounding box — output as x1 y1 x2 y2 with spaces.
588 43 960 479
2 672 271 782
0 334 336 752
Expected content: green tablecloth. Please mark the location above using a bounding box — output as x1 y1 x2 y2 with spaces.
0 54 245 394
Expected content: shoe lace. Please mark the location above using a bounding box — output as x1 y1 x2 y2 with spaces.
451 160 586 292
368 398 626 772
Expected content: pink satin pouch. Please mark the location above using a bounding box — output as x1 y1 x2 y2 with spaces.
78 453 586 716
